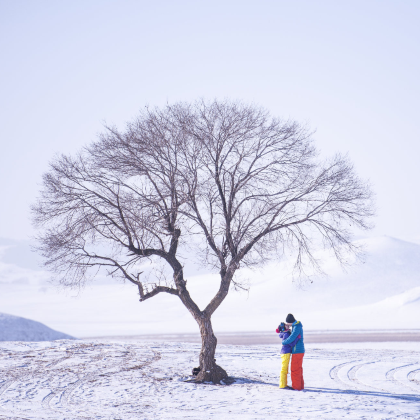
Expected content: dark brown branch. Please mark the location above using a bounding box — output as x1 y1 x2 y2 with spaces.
32 99 374 384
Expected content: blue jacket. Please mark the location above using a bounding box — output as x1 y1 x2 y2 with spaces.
282 321 305 354
278 330 300 354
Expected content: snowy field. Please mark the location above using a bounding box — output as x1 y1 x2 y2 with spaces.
0 340 419 420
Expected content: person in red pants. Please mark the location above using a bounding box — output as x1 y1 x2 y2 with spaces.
281 313 305 390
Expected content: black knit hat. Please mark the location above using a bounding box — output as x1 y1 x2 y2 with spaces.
285 313 296 324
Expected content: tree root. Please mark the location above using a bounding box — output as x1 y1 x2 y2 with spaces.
192 363 228 384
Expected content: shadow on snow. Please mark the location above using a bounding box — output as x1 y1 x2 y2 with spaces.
229 379 420 402
305 387 420 402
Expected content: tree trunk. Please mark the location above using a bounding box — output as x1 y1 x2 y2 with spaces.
194 316 228 384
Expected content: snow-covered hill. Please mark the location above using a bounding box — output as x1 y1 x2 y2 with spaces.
0 313 74 341
0 236 419 336
209 236 420 331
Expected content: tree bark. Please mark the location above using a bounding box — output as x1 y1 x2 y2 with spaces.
194 316 228 384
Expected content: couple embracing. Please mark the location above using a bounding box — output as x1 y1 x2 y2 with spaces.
276 313 305 390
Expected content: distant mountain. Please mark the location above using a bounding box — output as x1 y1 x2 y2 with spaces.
0 313 74 341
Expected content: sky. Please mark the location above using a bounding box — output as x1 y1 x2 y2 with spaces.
1 0 420 245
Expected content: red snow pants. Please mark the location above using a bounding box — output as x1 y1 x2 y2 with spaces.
291 353 304 390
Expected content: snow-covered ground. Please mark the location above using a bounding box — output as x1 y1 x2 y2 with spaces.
0 340 419 419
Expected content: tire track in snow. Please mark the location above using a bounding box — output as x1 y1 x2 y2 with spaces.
41 352 78 410
0 379 15 409
329 360 361 390
55 344 160 416
408 368 420 387
347 361 384 391
41 343 112 413
39 345 102 411
59 345 139 407
0 370 33 412
0 358 47 395
0 346 62 413
57 347 107 410
41 344 107 412
385 363 419 393
0 343 97 413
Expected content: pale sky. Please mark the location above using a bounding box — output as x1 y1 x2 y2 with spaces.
1 0 419 244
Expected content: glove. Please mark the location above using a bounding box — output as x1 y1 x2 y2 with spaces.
276 328 280 333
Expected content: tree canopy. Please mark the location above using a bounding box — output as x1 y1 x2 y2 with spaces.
33 99 374 382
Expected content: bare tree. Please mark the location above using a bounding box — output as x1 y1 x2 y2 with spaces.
32 99 374 383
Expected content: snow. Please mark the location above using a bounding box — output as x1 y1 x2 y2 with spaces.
0 313 73 341
0 339 419 419
0 236 419 337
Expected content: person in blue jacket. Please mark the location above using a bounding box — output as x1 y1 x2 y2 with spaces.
282 313 305 390
276 322 301 388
